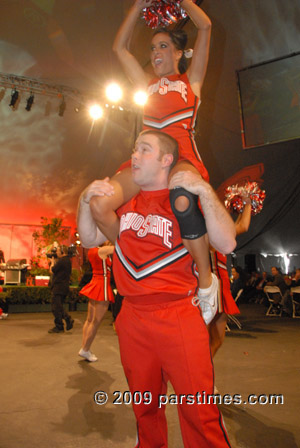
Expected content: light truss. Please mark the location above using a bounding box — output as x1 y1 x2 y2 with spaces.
0 71 85 103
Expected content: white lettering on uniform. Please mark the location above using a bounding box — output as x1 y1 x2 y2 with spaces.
120 213 173 249
148 78 187 103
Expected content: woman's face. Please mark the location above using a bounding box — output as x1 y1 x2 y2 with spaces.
150 33 182 77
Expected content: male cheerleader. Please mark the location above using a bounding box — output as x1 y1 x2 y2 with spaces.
77 130 236 447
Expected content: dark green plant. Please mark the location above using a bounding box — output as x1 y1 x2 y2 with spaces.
7 286 51 304
29 267 50 277
70 268 80 286
66 287 82 303
32 217 70 266
5 286 81 305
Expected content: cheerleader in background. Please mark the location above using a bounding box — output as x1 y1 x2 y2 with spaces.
209 197 252 357
79 242 114 362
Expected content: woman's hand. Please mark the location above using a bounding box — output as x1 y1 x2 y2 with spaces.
135 0 155 10
169 170 204 196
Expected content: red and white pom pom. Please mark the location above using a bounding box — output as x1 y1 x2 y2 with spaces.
142 0 194 29
225 182 266 216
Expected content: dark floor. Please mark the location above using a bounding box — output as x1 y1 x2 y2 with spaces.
0 304 299 448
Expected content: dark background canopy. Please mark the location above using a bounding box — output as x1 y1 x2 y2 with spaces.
0 0 299 264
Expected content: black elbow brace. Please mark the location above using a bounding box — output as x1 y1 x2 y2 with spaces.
169 187 207 240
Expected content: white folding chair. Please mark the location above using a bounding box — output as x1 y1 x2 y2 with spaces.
227 289 243 330
264 286 283 316
290 286 300 318
235 288 244 303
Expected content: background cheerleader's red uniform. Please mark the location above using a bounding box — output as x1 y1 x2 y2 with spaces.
210 250 240 315
80 248 114 303
113 189 231 448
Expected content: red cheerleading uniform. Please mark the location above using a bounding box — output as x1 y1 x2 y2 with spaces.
113 189 231 448
210 249 240 315
143 73 209 181
118 73 209 182
80 247 114 303
113 189 197 299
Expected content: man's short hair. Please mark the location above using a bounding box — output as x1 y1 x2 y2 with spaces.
139 130 179 170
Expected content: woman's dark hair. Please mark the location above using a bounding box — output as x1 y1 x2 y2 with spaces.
153 28 188 74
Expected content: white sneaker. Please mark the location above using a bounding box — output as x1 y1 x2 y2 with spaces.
78 348 98 362
192 273 219 325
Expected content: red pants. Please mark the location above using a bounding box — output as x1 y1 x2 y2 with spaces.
115 297 231 448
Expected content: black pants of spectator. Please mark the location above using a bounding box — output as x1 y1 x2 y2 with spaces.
51 293 71 330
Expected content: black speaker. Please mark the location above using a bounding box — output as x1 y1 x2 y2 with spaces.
244 254 256 273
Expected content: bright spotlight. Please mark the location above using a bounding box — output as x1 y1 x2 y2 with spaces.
106 83 122 103
133 90 148 106
283 253 290 274
89 104 103 120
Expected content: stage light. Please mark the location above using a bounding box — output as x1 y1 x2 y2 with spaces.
283 253 290 274
105 83 122 103
25 94 34 111
74 104 83 113
133 90 148 106
9 89 19 108
58 98 66 117
89 104 103 120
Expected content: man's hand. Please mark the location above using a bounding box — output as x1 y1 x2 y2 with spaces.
77 179 112 248
169 170 236 254
168 170 205 196
81 177 114 205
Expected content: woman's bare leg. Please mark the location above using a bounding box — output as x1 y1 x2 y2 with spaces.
82 300 109 352
208 313 228 357
169 161 212 289
90 167 140 242
81 300 93 349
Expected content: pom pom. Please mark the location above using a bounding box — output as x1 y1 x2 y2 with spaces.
224 182 266 216
142 1 194 29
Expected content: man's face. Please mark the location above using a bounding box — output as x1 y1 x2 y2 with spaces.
56 247 63 258
271 267 278 277
231 268 239 280
131 133 168 190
